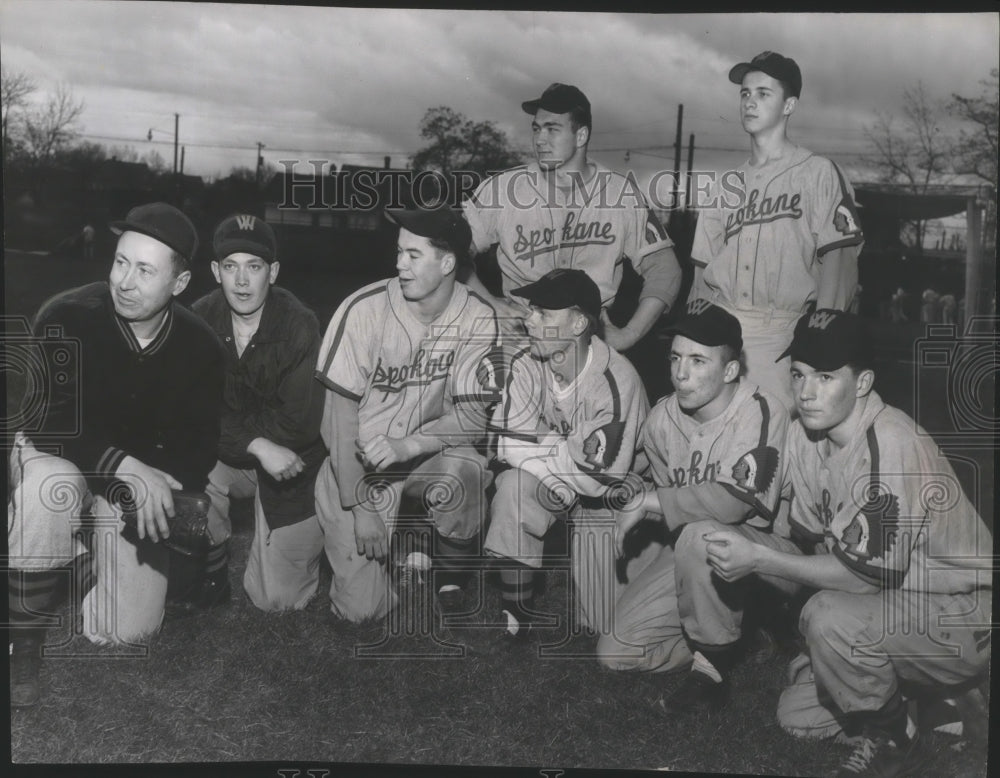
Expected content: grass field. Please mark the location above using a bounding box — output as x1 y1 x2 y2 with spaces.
5 250 994 778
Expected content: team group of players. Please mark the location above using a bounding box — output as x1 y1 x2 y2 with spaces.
8 51 992 778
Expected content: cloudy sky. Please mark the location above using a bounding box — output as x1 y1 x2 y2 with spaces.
2 3 997 192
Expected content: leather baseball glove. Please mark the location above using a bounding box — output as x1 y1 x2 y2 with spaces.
121 489 212 558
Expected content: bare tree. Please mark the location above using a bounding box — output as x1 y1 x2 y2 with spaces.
951 69 998 253
2 67 37 156
864 82 951 249
951 69 999 187
21 82 85 162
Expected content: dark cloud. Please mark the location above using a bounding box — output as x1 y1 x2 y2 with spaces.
1 4 995 180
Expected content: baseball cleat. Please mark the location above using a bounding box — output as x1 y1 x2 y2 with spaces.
166 574 232 617
661 669 730 714
10 633 44 708
832 730 921 778
498 608 533 643
392 551 431 592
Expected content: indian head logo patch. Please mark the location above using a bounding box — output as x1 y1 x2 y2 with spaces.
731 445 779 494
582 421 626 472
833 202 859 236
839 489 901 561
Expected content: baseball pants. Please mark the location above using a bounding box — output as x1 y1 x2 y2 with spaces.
779 587 992 736
8 434 168 645
487 467 638 635
315 446 489 623
674 519 803 647
207 461 322 612
596 542 692 673
717 304 800 413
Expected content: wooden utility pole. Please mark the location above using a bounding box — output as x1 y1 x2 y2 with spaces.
173 113 179 176
672 104 684 213
685 133 695 210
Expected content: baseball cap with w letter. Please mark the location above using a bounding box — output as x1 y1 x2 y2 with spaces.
665 298 743 353
778 309 873 371
213 213 277 263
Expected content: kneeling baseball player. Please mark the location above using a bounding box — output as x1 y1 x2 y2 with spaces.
8 203 224 706
680 310 992 777
314 206 499 621
190 214 327 612
599 299 789 675
486 268 648 641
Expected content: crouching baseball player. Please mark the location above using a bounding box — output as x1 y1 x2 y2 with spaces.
598 299 789 675
190 214 327 612
681 310 992 777
8 203 223 706
486 268 648 641
314 206 499 621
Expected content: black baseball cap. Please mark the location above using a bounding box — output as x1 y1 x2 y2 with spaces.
385 206 472 259
666 299 743 353
729 51 802 98
213 214 277 263
778 310 874 371
522 83 592 128
110 202 198 263
512 268 602 320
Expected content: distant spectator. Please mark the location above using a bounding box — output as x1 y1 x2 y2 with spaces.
889 287 909 324
920 288 941 324
82 223 96 261
939 294 957 325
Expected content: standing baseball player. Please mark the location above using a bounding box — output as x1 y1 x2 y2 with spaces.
189 214 326 613
462 82 682 398
487 268 649 640
597 299 789 674
691 51 864 410
8 202 223 706
314 206 499 621
679 310 992 777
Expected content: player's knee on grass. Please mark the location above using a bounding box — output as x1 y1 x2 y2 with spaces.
420 451 489 541
9 447 89 569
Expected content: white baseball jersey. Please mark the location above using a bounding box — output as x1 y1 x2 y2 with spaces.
691 146 863 314
316 279 499 446
642 381 788 529
495 337 648 499
784 391 993 593
463 161 678 306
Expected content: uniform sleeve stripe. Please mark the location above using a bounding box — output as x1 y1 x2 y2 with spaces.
314 370 363 401
603 368 622 419
501 346 537 422
866 424 880 492
752 390 770 448
788 514 824 544
318 284 388 377
719 482 776 523
817 235 864 257
832 163 858 206
832 543 903 589
489 428 539 443
453 393 487 404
